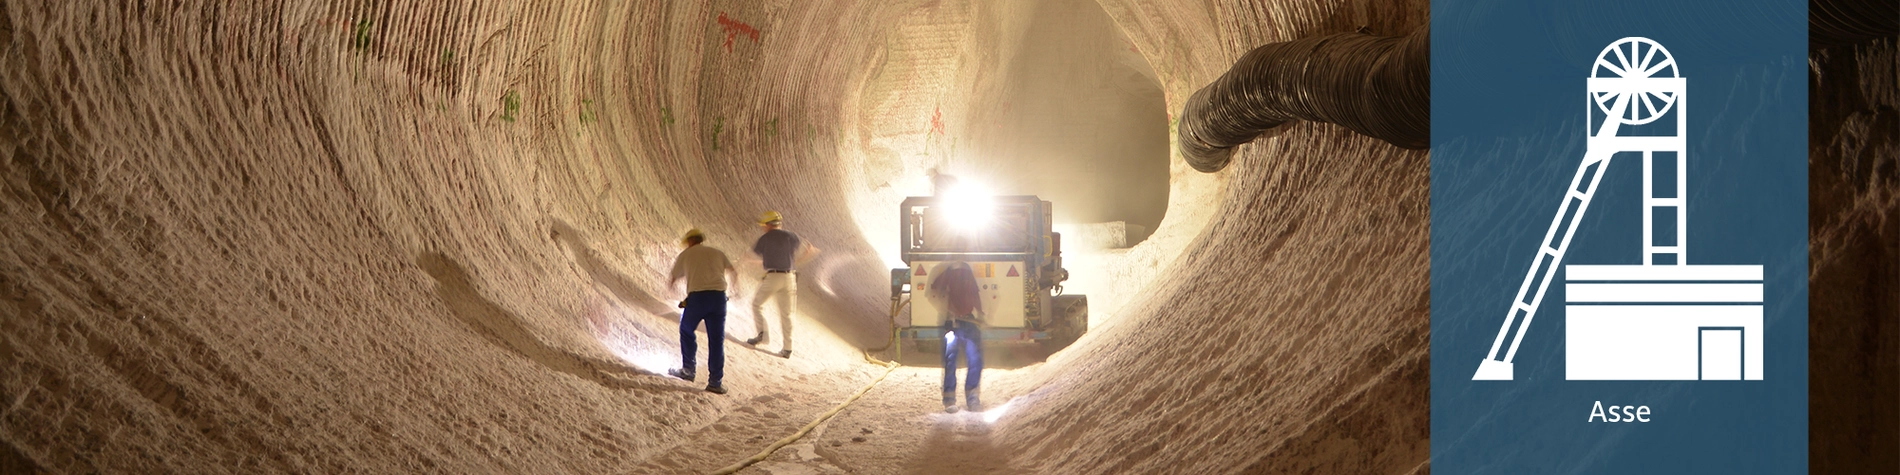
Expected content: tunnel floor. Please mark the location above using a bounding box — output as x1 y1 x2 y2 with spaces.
628 363 1046 474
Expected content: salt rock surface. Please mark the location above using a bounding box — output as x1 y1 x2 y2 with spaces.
1 0 1423 472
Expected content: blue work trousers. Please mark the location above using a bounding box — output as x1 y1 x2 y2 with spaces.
680 291 727 386
943 318 983 394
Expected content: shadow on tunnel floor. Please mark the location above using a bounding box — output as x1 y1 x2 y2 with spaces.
873 341 1057 370
417 251 698 394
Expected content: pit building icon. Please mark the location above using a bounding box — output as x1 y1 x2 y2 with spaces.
1472 37 1765 382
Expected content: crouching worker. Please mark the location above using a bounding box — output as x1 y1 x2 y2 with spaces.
668 228 738 395
931 260 985 412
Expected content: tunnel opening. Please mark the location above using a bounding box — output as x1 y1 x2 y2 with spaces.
833 0 1177 368
848 0 1175 369
963 0 1169 249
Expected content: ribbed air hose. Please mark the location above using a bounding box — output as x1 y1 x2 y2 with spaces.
1177 27 1430 173
1810 0 1899 50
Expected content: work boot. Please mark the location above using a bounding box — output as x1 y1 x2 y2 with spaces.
966 389 983 412
705 384 728 395
943 392 959 413
778 349 792 359
667 368 694 382
746 333 766 346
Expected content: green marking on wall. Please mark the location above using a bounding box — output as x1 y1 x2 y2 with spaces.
353 19 373 54
501 90 521 122
766 118 778 138
579 99 597 125
711 116 724 150
661 107 675 126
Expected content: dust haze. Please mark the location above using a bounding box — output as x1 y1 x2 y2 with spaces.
960 0 1168 240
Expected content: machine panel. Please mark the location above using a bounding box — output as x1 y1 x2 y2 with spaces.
908 261 1027 328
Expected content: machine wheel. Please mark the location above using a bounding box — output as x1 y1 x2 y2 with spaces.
1042 295 1089 352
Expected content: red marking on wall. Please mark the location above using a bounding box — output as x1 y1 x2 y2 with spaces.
717 12 760 53
1006 265 1019 277
929 107 945 136
915 267 927 276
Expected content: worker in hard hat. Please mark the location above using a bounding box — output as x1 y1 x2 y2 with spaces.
744 211 819 359
667 228 738 395
930 258 986 413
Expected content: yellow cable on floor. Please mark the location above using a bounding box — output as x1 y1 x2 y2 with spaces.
708 359 900 475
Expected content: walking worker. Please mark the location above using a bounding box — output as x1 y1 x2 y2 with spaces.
668 228 738 395
931 259 985 413
745 211 818 358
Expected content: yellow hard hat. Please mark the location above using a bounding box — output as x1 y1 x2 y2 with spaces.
758 211 783 224
681 228 705 245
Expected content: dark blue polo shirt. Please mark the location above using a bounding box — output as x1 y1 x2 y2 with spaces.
753 229 801 271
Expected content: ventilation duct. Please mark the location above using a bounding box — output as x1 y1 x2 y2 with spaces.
1177 28 1430 172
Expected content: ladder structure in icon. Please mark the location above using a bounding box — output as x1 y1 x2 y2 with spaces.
1473 37 1764 382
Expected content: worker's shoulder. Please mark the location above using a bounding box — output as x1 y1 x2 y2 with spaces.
684 244 730 259
942 262 973 277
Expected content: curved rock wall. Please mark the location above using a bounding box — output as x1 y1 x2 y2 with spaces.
0 0 1421 472
1807 33 1898 472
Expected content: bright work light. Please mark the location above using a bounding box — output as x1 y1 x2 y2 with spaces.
938 181 994 231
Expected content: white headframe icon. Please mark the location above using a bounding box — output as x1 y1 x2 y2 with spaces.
1473 38 1765 382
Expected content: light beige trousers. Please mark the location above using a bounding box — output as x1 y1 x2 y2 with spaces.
750 273 796 350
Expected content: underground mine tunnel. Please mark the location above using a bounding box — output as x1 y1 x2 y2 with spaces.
1 0 1892 473
0 0 1431 471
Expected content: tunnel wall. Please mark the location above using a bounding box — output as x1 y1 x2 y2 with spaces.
0 0 1438 473
992 2 1433 472
1807 34 1898 472
0 1 932 471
